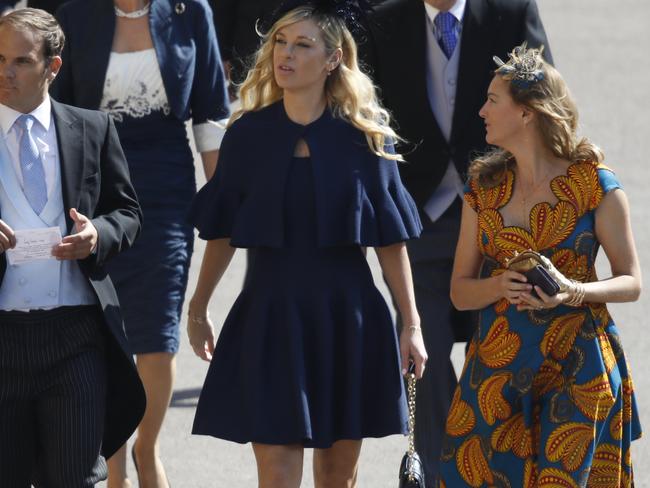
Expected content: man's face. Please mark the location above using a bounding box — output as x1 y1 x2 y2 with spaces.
0 24 61 113
424 0 457 11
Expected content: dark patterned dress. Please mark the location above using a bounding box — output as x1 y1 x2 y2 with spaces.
438 161 641 487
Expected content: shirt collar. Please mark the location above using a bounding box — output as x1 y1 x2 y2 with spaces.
0 96 53 137
424 0 466 25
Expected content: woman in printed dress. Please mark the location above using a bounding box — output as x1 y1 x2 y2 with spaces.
439 44 642 487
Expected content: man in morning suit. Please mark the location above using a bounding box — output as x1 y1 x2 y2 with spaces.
363 0 552 483
0 9 145 486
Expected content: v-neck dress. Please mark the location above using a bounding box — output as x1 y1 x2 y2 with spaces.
438 161 641 487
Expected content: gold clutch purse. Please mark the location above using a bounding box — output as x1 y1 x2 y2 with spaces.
506 250 566 296
505 250 547 273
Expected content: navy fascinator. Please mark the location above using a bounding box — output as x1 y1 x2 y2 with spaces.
260 0 375 37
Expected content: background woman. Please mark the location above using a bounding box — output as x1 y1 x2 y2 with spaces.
51 0 229 486
439 44 642 486
187 3 427 487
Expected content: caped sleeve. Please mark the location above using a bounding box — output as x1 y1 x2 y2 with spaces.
188 124 244 240
346 142 422 246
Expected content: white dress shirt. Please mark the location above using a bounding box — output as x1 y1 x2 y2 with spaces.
0 97 97 311
0 96 59 199
424 0 466 38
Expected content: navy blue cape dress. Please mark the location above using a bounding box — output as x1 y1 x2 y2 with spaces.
189 101 422 447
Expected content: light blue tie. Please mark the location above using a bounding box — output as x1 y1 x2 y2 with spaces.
434 11 458 59
15 114 47 214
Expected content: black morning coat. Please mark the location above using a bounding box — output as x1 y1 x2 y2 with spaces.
0 101 145 458
361 0 554 212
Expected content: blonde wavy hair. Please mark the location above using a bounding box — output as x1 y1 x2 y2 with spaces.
469 44 603 186
229 6 401 161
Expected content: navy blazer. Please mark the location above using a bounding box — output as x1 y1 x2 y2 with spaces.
51 0 229 125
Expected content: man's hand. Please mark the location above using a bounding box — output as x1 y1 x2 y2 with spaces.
0 219 16 254
51 208 98 260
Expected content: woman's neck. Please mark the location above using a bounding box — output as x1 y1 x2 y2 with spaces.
508 131 561 184
282 88 327 126
114 0 148 11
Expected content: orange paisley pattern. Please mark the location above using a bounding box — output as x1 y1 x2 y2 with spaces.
622 377 634 424
598 331 617 373
490 412 533 458
446 387 476 437
540 312 585 360
551 162 603 215
456 435 494 487
533 358 565 399
587 443 624 487
478 372 512 425
466 161 604 265
522 459 538 488
478 316 521 369
610 408 623 441
538 468 579 488
545 422 594 471
551 248 589 283
571 373 615 422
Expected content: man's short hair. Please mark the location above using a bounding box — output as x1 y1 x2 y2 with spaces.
0 8 65 59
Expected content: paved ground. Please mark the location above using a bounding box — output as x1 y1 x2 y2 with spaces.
97 1 650 486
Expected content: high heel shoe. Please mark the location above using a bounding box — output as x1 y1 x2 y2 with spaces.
131 442 171 487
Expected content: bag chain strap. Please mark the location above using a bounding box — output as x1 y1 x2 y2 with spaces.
407 372 417 461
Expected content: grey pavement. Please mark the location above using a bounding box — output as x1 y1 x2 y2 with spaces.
98 1 650 486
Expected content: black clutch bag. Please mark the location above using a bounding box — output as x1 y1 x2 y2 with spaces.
398 366 425 488
506 250 562 298
525 264 560 297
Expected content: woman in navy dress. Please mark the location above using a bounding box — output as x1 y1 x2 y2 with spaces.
51 0 229 486
187 3 427 487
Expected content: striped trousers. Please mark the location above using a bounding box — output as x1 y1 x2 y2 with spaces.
0 306 107 487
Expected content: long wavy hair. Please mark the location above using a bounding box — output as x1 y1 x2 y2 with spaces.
229 6 401 161
469 45 603 186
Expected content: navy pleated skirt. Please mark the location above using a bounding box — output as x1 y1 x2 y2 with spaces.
192 157 408 447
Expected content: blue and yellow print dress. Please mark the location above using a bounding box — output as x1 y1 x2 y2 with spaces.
438 161 642 487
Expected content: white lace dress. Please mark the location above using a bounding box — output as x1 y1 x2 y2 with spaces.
100 49 222 151
98 49 207 355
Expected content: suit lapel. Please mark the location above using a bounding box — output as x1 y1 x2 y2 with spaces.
51 100 85 232
397 1 448 149
451 0 492 144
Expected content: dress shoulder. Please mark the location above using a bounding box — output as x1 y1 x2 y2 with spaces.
463 179 479 213
596 163 622 195
463 171 514 214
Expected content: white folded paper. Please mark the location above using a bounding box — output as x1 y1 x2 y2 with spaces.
6 227 62 266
